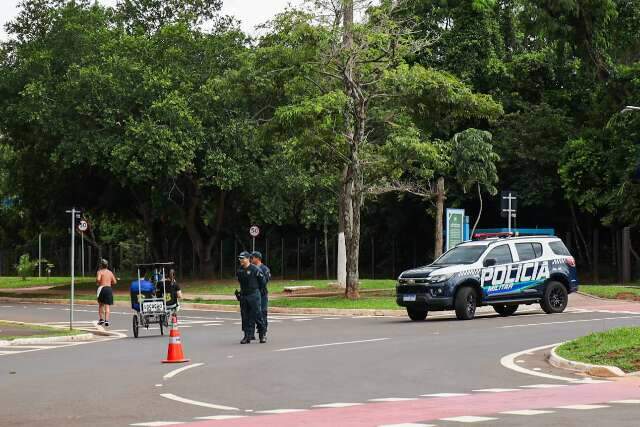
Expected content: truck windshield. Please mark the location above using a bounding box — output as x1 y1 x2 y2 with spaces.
433 245 487 265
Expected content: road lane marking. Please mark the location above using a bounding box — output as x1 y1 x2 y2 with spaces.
160 393 239 411
163 363 204 380
520 384 568 389
369 398 419 402
312 403 363 408
556 404 610 410
500 315 640 328
472 388 520 393
274 338 390 352
195 416 247 420
500 343 581 382
131 422 185 426
610 400 640 404
440 416 498 423
421 393 470 398
255 409 306 414
500 409 555 415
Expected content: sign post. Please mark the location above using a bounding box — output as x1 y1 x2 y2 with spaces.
249 225 260 252
500 191 518 233
65 208 81 330
446 209 465 251
77 219 89 278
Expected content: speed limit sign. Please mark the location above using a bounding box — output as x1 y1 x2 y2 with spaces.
77 219 89 234
249 225 260 238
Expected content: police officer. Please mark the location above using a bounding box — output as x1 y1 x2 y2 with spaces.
251 251 271 342
236 251 266 344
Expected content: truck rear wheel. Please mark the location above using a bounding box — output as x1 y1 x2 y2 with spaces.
406 307 428 321
493 304 518 317
455 287 477 320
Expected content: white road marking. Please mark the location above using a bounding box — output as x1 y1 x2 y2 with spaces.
500 315 640 328
500 409 555 415
204 324 221 327
556 404 611 410
440 415 498 423
520 384 568 389
379 424 435 427
500 343 581 382
255 409 306 414
274 338 390 352
312 403 363 408
516 360 525 364
130 422 184 426
155 384 163 387
472 388 520 393
195 416 247 420
609 400 640 404
369 398 419 402
323 317 341 320
163 363 204 380
160 393 239 411
421 393 470 398
293 318 312 322
533 368 542 371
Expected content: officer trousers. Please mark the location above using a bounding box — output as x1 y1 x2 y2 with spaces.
241 290 265 337
260 290 269 333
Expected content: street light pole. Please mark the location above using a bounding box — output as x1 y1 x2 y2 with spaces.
65 208 80 330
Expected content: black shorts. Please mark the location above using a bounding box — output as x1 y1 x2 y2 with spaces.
98 286 114 305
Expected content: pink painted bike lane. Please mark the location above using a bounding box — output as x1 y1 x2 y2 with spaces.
178 379 640 427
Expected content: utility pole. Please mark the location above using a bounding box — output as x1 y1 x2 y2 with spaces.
66 208 80 330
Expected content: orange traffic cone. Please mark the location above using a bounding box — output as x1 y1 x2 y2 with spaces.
162 315 190 364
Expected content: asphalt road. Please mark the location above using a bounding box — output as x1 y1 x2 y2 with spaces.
1 295 640 427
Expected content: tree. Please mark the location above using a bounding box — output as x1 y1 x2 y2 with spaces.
449 128 500 236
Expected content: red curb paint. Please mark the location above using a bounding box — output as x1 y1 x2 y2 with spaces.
178 379 640 427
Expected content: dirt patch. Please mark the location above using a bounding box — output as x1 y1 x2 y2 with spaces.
615 292 640 301
604 347 640 370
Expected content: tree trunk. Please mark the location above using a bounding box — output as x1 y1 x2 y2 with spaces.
471 182 482 237
434 177 445 258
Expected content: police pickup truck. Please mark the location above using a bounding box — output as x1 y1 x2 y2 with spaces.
396 236 578 321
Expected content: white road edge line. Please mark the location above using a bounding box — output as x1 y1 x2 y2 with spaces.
163 363 204 380
274 338 390 352
500 343 581 382
160 393 240 411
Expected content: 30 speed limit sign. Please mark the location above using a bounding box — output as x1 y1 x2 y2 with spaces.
77 219 90 234
249 225 260 238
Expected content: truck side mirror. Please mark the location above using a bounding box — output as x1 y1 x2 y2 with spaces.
483 258 496 267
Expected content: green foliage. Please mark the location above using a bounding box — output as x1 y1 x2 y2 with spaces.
15 254 37 280
450 129 500 195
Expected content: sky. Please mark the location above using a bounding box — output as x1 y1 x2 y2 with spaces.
0 0 304 40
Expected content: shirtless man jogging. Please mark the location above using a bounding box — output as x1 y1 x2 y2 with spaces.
96 259 117 327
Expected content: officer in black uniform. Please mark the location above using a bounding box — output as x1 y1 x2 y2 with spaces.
236 251 266 344
251 251 271 341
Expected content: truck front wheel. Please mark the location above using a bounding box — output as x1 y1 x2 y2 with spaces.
407 307 428 321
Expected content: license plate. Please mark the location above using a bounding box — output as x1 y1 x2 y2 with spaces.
142 301 164 313
403 294 417 302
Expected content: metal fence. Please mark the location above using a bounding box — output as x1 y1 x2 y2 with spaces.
1 226 638 283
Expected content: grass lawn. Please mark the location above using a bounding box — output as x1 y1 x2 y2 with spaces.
0 320 85 341
178 279 396 295
580 284 640 300
556 327 640 373
0 276 95 289
187 296 400 310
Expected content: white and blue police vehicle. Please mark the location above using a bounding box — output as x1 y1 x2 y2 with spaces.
396 235 578 321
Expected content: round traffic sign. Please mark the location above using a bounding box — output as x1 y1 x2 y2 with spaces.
249 225 260 238
77 219 89 233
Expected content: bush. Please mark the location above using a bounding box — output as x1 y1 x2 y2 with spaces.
15 254 37 280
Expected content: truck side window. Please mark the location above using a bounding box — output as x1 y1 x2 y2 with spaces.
516 243 537 261
485 245 513 265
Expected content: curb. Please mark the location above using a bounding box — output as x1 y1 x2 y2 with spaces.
577 290 640 303
0 296 407 317
0 332 95 347
548 344 627 378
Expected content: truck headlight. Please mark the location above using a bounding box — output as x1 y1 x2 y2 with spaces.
428 273 453 283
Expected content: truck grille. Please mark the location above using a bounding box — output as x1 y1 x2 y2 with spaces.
397 284 429 294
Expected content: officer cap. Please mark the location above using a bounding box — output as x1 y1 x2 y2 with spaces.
250 251 262 260
238 251 251 260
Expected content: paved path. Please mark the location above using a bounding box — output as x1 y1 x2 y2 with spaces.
1 294 639 426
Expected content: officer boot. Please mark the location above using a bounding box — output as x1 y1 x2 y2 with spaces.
240 335 251 344
259 333 267 344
